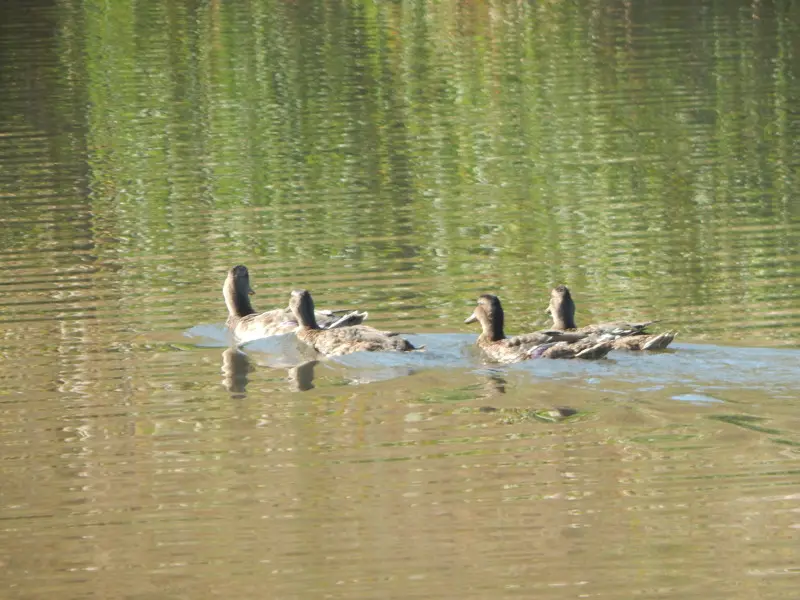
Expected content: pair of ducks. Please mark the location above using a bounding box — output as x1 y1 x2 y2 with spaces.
223 265 675 362
223 265 415 355
465 288 675 363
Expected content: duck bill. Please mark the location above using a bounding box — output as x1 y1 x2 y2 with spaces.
464 311 478 324
248 285 255 296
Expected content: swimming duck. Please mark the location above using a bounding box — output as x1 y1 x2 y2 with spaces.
465 294 613 363
547 285 675 350
288 289 420 356
224 265 367 343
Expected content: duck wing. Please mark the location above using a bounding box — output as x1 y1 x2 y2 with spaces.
506 331 554 347
612 331 676 350
580 320 659 337
309 325 418 355
533 337 613 360
319 310 369 329
232 308 297 340
232 307 369 342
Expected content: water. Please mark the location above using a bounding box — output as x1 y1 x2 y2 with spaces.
1 0 800 597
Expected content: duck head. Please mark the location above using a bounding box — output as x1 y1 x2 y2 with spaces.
289 289 320 330
548 285 576 330
465 294 506 342
223 265 256 318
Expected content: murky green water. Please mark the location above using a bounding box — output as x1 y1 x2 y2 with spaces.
1 0 799 597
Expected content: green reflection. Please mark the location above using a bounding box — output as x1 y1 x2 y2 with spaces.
1 0 798 345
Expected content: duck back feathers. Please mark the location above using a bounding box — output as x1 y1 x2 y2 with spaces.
289 289 419 356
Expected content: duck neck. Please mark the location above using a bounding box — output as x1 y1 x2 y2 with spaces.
551 296 576 329
296 300 320 331
223 279 255 319
481 311 505 342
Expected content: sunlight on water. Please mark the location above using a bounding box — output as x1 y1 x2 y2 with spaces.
1 0 799 598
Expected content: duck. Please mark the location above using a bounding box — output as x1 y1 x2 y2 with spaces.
547 285 675 350
223 265 367 343
288 289 421 356
465 294 613 363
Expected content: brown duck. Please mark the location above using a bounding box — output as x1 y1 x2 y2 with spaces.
223 265 367 344
288 289 420 356
547 285 675 350
465 294 613 363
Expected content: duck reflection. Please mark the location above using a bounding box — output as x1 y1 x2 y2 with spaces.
221 348 320 394
477 371 579 423
221 347 254 397
483 371 507 396
287 360 318 392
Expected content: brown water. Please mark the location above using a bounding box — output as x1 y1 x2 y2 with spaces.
1 0 800 598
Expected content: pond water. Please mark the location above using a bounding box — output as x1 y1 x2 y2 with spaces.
1 0 799 598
